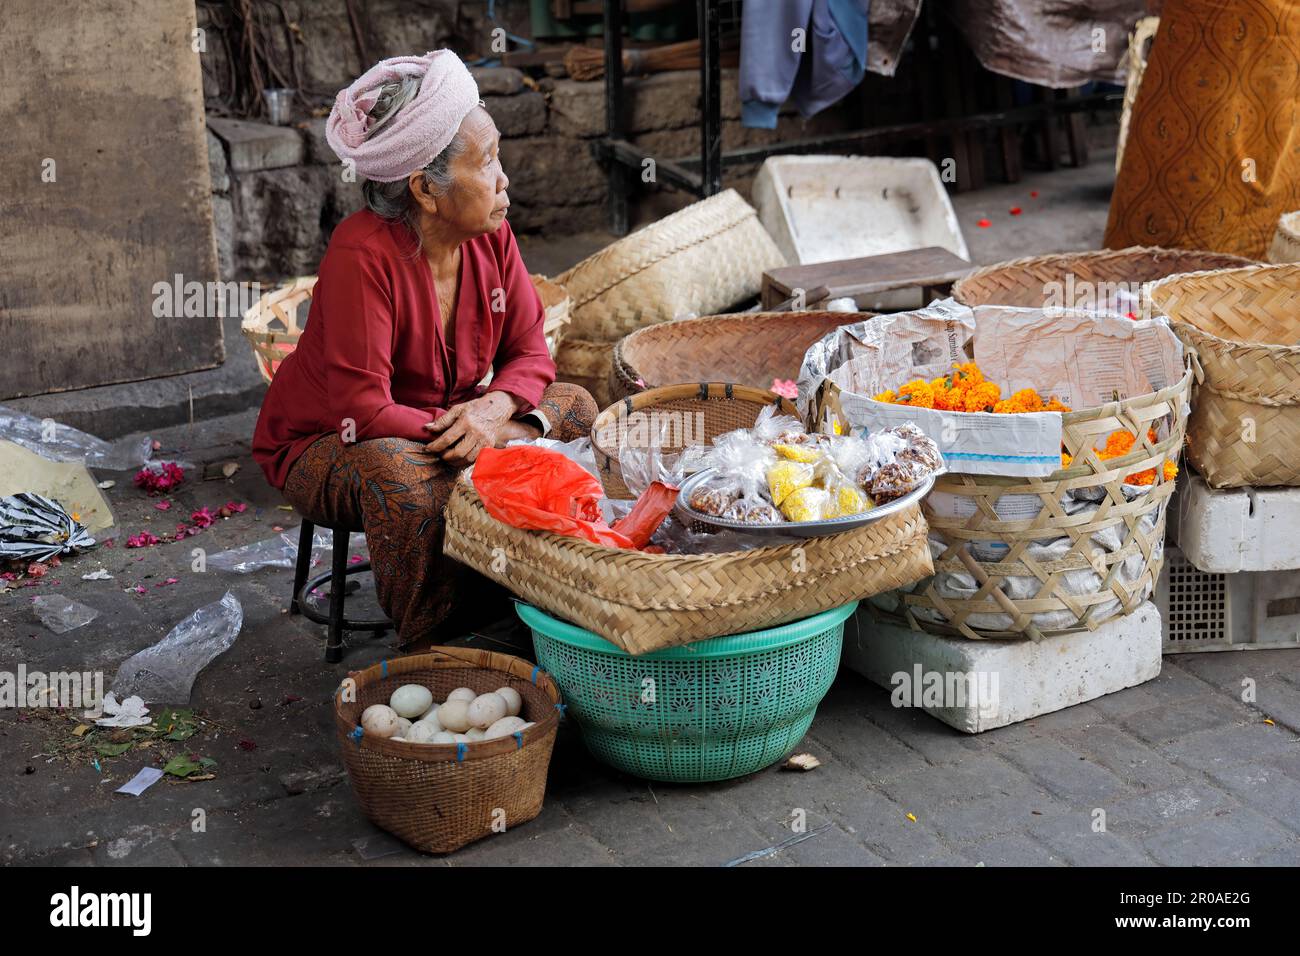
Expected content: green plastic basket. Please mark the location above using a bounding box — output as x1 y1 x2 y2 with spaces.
518 602 855 783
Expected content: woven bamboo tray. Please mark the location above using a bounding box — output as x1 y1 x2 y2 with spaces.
334 647 562 854
1150 263 1300 488
555 335 615 409
443 479 933 656
610 310 869 402
555 189 786 346
1267 211 1300 264
888 369 1192 641
590 382 797 500
952 247 1254 310
241 274 570 386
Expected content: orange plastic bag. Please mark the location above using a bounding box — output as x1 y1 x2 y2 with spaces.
471 446 634 548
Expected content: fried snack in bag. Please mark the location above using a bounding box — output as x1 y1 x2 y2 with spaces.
869 458 930 503
722 496 784 523
687 475 740 516
767 459 815 506
780 486 832 522
772 442 824 463
824 477 871 518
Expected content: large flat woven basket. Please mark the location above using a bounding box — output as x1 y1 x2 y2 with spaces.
241 274 570 385
883 369 1192 641
443 478 933 656
1150 263 1300 488
1267 211 1300 264
590 382 797 499
334 647 562 854
952 246 1254 309
610 310 870 402
555 188 786 347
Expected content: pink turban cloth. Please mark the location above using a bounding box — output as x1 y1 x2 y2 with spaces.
325 50 480 183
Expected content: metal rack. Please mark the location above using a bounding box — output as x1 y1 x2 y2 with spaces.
591 0 1120 236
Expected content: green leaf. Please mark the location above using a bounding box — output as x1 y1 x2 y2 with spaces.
162 754 202 778
199 757 217 769
93 742 133 758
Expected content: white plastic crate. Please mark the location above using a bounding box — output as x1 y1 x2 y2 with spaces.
751 155 969 310
1156 545 1300 653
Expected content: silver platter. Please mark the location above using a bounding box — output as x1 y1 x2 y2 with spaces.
673 467 935 539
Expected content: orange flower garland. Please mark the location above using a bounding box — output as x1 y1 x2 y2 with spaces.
1061 428 1179 485
875 362 1070 415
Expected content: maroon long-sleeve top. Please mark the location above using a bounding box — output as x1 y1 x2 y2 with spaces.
252 211 555 489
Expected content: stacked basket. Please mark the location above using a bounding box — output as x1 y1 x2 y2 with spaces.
1150 262 1300 488
553 189 786 407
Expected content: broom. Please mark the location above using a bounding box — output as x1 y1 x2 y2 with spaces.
564 36 740 81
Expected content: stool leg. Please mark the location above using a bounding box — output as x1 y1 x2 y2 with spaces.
325 529 348 663
290 519 314 615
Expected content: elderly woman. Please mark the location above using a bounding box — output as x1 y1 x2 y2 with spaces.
253 51 596 647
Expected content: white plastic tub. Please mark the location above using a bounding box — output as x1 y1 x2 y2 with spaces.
752 155 969 309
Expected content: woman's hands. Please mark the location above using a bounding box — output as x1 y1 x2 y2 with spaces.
423 391 538 467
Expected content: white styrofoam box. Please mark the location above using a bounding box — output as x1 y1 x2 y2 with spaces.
840 603 1162 733
1156 545 1300 653
1172 471 1300 573
751 156 969 311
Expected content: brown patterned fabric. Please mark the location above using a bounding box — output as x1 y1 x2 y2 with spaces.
282 383 597 648
1104 0 1300 258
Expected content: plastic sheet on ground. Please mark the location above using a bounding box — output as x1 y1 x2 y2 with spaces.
32 595 100 633
207 527 367 574
111 591 243 704
0 405 152 472
0 492 98 562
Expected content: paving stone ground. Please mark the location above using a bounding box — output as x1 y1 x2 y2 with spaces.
3 408 1297 868
3 155 1299 866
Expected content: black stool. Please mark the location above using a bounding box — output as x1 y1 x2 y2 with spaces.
289 519 391 662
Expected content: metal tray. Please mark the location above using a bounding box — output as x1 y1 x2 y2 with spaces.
674 468 935 539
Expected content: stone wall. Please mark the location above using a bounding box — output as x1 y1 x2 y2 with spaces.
207 66 861 283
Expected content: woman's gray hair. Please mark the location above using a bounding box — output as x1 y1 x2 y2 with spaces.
359 74 467 229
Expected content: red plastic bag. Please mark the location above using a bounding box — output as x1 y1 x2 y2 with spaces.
610 480 679 549
471 446 633 548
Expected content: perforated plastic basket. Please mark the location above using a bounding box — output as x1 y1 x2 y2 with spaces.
518 601 854 782
1156 546 1300 653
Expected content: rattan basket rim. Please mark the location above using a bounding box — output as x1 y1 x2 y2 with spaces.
1151 262 1300 350
590 381 796 458
333 647 561 762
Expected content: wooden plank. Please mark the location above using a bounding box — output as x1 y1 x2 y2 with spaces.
0 0 222 399
764 247 973 304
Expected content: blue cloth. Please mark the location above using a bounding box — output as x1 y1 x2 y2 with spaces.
739 0 870 129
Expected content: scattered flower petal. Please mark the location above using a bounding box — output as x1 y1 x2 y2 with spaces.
1009 206 1022 215
154 500 172 511
977 218 991 228
126 531 161 549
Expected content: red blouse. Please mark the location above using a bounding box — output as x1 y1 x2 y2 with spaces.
252 211 555 489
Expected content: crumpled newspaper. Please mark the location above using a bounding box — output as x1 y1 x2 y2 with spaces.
88 692 151 728
0 492 97 562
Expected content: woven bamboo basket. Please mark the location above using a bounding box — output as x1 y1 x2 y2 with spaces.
555 335 616 409
952 246 1254 310
609 310 869 402
1115 16 1159 172
590 383 797 499
443 479 933 656
241 274 570 386
1267 211 1300 264
555 189 786 346
334 647 562 854
1150 263 1300 488
883 369 1192 641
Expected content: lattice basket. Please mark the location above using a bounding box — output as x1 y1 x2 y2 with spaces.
241 274 570 386
1150 263 1300 488
876 369 1192 641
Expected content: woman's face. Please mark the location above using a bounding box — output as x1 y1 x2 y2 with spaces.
423 106 509 237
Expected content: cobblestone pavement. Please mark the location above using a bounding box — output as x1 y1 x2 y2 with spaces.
3 409 1298 868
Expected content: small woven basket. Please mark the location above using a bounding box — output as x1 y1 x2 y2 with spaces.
555 189 786 346
444 479 933 656
241 274 569 386
886 369 1192 641
590 382 797 499
952 246 1254 309
1267 211 1300 264
334 647 562 854
610 310 869 402
555 335 616 410
1150 263 1300 488
240 275 316 384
